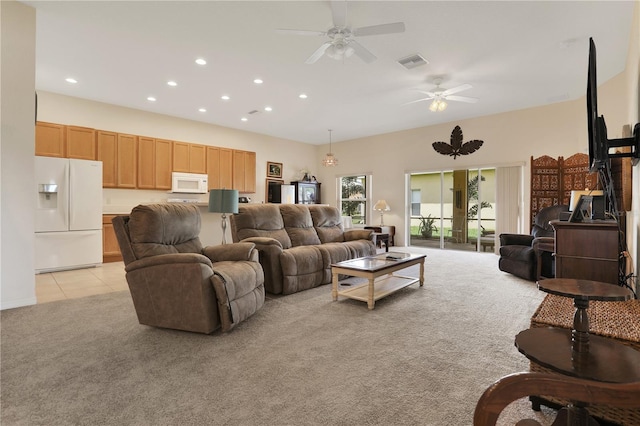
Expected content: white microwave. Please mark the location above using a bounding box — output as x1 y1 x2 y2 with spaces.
171 172 208 194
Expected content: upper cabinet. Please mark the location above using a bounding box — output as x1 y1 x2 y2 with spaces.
154 139 173 190
36 121 255 192
207 146 234 190
35 122 65 157
138 137 173 190
233 150 256 193
173 142 207 174
97 130 118 188
66 126 96 160
116 134 137 188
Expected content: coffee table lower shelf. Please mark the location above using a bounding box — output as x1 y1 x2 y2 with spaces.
337 275 419 305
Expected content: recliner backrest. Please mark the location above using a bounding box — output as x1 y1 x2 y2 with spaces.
309 205 345 243
126 204 203 260
531 204 569 238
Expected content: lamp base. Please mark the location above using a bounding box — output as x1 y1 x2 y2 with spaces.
221 213 228 245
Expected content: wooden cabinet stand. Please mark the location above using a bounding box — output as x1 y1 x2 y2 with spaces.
551 220 620 285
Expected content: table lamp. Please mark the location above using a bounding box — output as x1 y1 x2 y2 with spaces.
373 199 390 226
208 189 239 244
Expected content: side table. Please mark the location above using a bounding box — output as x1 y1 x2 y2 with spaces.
515 278 640 424
364 225 395 247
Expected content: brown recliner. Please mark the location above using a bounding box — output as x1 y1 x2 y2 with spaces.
112 203 265 334
498 205 569 281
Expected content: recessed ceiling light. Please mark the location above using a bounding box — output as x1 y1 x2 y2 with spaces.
264 106 273 112
198 108 207 112
147 96 157 102
221 95 230 101
65 78 77 84
299 93 308 99
241 117 248 122
253 78 263 84
195 58 207 65
167 81 177 87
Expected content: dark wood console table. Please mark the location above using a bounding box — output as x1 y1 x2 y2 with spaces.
551 220 620 285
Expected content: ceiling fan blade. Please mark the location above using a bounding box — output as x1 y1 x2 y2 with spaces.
417 90 437 97
441 84 472 96
305 42 332 64
331 1 347 28
276 29 326 37
349 40 376 63
353 22 405 37
446 95 479 103
403 97 434 106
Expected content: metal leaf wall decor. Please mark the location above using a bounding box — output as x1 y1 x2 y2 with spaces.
432 125 483 159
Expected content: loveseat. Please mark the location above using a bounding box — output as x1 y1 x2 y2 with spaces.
230 204 376 295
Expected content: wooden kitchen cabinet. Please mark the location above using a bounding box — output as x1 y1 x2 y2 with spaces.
138 137 173 190
137 136 155 189
66 125 96 160
155 139 173 190
233 150 256 193
103 215 123 263
35 121 66 157
208 146 234 189
173 142 206 174
189 144 207 174
117 133 137 188
97 130 118 187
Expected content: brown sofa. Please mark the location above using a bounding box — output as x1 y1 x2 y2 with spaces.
112 203 265 334
230 204 376 295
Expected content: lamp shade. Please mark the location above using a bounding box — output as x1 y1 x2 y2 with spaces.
208 189 239 214
373 200 390 212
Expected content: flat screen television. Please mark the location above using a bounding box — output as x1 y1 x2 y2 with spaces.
586 38 608 172
587 38 640 172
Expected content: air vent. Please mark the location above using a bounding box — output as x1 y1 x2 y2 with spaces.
397 54 428 70
248 110 260 115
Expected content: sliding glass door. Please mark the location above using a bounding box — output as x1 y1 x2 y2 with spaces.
409 168 496 252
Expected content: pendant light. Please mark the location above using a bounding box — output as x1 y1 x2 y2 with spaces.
322 129 338 167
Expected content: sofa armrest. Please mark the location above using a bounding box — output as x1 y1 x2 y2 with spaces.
499 233 534 247
124 252 213 273
203 242 257 262
344 229 374 242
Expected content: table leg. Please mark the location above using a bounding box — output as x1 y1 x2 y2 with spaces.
571 298 590 358
368 277 375 310
419 258 424 287
332 271 339 301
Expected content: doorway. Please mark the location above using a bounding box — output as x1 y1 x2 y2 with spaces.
409 168 496 252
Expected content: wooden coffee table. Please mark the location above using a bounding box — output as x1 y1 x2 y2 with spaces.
331 252 425 309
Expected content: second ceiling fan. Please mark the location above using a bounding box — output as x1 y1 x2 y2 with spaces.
276 1 405 64
407 80 479 112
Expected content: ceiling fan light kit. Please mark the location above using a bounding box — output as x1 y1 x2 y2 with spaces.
277 1 405 64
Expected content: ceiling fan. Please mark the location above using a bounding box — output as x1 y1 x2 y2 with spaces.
276 1 405 64
407 80 479 111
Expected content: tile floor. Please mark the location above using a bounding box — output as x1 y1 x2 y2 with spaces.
35 262 128 304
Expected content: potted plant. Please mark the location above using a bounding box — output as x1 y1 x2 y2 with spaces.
418 215 437 238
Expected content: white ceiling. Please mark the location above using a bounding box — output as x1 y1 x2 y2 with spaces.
25 1 635 145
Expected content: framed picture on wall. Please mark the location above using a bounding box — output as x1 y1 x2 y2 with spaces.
266 178 284 203
267 161 283 178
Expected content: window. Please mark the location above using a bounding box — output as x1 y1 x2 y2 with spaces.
411 189 421 216
339 175 368 224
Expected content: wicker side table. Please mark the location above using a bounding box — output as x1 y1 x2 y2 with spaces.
529 294 640 425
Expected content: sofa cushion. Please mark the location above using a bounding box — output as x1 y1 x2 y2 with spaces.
232 204 292 249
128 204 203 260
280 205 321 247
309 205 345 243
279 246 325 294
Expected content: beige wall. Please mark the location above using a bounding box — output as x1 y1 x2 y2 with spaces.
1 0 37 309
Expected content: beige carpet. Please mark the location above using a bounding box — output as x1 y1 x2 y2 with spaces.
1 248 557 425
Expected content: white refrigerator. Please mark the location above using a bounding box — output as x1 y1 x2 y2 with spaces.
35 156 103 273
